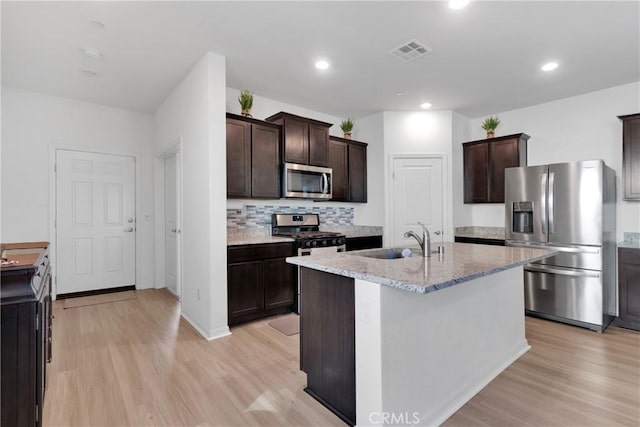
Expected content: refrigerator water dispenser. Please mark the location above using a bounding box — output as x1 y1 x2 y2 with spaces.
512 201 533 233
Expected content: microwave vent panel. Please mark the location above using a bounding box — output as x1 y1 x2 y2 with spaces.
388 39 432 62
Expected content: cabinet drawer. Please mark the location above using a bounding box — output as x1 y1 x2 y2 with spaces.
228 242 295 263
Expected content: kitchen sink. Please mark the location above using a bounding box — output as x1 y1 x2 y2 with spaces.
358 248 421 259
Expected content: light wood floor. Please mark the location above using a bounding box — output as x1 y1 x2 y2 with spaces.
44 289 640 426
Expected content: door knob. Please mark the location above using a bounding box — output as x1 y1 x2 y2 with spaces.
170 228 177 233
124 227 134 233
434 231 442 236
127 218 135 223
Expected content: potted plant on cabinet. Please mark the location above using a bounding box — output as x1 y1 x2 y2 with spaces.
238 90 254 117
481 116 500 138
341 118 355 139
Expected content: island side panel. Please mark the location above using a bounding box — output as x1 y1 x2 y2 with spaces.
299 267 356 426
355 267 530 426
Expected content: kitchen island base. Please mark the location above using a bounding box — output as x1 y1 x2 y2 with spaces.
299 265 529 426
356 266 529 426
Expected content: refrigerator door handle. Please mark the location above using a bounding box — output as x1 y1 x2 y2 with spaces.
525 264 600 278
548 172 555 235
541 173 548 234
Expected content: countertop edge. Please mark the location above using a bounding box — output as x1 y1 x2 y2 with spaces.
287 249 558 294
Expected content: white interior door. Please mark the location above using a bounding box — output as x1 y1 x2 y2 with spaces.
56 150 136 294
391 156 444 247
164 153 179 296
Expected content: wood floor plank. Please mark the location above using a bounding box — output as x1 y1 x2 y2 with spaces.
44 289 639 426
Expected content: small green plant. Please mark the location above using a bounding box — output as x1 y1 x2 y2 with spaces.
481 116 500 131
340 118 355 133
238 90 253 114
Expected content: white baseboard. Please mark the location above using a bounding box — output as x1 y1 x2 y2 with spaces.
208 326 232 341
181 312 231 341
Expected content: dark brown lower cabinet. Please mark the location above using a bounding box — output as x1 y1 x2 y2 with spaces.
227 243 296 325
300 267 355 426
619 247 640 331
1 243 51 427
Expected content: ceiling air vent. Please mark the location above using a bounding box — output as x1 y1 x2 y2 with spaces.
388 39 432 62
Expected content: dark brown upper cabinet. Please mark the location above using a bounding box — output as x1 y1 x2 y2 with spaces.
619 113 640 200
328 136 368 203
226 113 281 199
265 111 332 167
463 133 530 203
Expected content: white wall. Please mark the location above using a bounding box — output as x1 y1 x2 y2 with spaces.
354 112 385 227
154 52 229 340
1 86 156 289
382 111 455 243
457 82 640 240
451 111 472 227
225 88 385 225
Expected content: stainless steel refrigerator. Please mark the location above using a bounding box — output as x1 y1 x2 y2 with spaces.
505 160 616 332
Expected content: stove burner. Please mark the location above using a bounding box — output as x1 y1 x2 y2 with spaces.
271 213 346 249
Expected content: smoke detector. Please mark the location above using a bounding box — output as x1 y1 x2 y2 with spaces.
388 39 432 62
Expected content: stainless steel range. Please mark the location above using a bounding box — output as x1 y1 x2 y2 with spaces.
271 213 346 255
272 213 346 313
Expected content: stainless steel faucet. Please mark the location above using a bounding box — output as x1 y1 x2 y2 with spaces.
403 221 431 257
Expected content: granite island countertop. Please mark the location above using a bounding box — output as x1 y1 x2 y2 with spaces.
287 242 557 294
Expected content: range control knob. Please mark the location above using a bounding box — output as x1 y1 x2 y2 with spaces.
311 240 318 247
331 239 337 245
339 238 346 245
322 240 327 246
305 241 312 248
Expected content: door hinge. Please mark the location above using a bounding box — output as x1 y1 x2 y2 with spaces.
35 405 39 422
54 163 57 173
35 314 39 330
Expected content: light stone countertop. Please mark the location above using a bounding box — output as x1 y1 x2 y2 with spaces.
320 225 383 238
287 242 557 294
618 241 640 249
454 226 505 240
227 229 294 246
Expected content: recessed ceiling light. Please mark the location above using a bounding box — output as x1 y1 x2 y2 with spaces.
421 102 432 109
541 62 559 72
449 0 470 10
90 20 105 29
81 69 99 77
82 48 103 60
396 91 404 96
315 60 329 70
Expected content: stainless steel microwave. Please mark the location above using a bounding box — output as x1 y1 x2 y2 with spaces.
283 163 332 199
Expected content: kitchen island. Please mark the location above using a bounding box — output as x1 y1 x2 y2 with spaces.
287 242 556 426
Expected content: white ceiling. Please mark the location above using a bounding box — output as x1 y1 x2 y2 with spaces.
2 1 639 119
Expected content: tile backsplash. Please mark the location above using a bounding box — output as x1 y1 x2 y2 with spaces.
227 205 354 230
623 232 640 244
